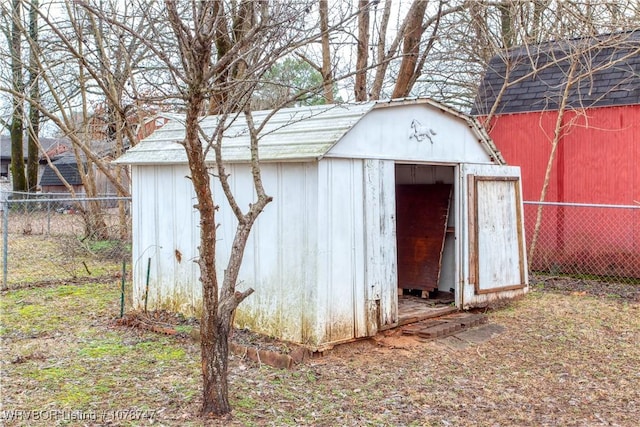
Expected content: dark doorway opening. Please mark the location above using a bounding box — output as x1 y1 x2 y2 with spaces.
395 165 457 324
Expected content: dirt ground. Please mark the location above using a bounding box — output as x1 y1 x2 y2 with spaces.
531 273 640 301
1 276 639 426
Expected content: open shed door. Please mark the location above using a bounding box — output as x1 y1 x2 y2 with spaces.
462 164 528 307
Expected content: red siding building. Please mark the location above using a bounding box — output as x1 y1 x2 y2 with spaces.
473 31 640 278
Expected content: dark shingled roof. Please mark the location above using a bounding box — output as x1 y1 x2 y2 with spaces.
472 31 640 115
39 154 85 187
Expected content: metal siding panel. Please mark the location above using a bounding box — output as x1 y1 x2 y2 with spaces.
210 163 319 344
244 164 279 338
364 159 398 331
315 158 369 345
211 166 236 272
364 159 384 301
327 159 358 343
275 163 311 342
145 167 162 309
302 163 319 345
222 165 270 333
380 161 398 327
561 108 636 204
171 165 200 313
154 166 179 310
315 161 331 344
351 160 367 338
488 111 560 201
131 166 149 309
132 161 325 345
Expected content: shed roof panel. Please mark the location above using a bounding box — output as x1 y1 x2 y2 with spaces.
115 103 375 164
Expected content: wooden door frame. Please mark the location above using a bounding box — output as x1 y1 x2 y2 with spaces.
467 174 527 294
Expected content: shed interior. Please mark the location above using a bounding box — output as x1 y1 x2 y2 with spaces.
395 164 457 316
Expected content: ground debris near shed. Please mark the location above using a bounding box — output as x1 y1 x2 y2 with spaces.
114 310 312 368
401 312 488 340
532 273 640 301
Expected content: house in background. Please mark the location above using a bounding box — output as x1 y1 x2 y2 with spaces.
0 135 19 181
135 113 173 141
39 153 84 194
39 139 130 196
115 98 528 350
1 104 167 199
0 133 128 197
0 136 16 202
0 135 71 190
472 31 640 277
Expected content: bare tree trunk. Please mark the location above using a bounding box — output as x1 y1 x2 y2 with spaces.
406 1 445 92
165 1 232 416
10 0 26 193
76 20 108 240
9 108 25 192
528 60 577 266
354 0 369 101
188 114 226 415
26 0 39 193
498 0 515 48
531 0 550 43
319 0 333 103
391 0 428 99
369 0 392 99
208 1 233 115
469 2 492 65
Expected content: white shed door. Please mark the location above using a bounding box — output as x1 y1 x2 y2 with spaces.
462 164 527 306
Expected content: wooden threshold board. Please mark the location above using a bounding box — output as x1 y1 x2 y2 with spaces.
397 296 458 327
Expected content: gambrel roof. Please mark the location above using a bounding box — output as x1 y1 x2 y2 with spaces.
115 98 504 165
472 30 640 115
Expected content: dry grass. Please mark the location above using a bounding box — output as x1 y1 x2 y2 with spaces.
1 276 639 426
3 208 638 425
2 221 129 288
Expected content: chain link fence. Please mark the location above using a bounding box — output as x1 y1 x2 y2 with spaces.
524 201 640 283
2 192 131 289
2 194 638 289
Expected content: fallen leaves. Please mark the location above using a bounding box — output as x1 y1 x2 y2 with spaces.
1 277 639 426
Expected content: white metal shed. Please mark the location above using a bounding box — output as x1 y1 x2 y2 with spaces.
115 98 528 350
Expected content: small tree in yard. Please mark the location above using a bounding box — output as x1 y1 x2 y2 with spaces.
163 1 328 416
86 0 336 417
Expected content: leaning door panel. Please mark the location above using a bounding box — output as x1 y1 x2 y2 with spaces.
462 164 528 307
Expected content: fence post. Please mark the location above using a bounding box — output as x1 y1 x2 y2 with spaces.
47 200 51 235
2 199 9 290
